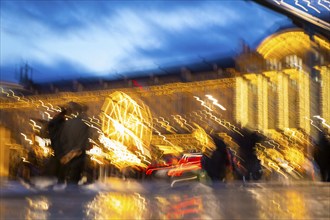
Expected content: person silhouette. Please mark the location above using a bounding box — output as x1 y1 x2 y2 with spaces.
58 102 90 184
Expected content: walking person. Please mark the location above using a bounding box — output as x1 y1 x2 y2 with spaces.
201 133 230 182
47 107 67 183
58 102 90 184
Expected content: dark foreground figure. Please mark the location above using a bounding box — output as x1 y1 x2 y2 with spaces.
48 102 91 184
201 134 230 182
313 129 330 182
234 128 263 181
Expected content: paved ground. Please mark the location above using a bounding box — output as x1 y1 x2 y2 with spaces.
1 178 329 219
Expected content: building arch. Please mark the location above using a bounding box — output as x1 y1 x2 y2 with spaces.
257 28 329 60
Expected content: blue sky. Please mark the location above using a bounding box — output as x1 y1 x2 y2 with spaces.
1 0 325 83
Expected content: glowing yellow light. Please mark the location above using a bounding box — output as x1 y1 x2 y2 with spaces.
20 133 33 145
235 77 248 126
85 193 147 219
193 96 213 112
257 29 329 66
205 95 226 111
319 66 330 126
100 91 152 168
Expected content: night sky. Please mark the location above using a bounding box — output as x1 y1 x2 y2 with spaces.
0 0 327 83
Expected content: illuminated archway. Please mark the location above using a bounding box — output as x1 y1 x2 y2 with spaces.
257 28 329 60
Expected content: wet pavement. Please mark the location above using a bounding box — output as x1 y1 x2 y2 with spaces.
1 178 329 219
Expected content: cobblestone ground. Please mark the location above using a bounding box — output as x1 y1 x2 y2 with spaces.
1 178 329 219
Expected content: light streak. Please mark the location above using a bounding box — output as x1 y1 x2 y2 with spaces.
193 96 213 112
272 0 330 30
1 87 10 97
87 116 102 126
175 115 194 131
304 117 322 131
21 157 30 163
29 119 41 130
202 110 232 130
151 125 176 148
266 140 280 149
99 134 145 169
159 117 178 133
272 200 281 210
46 103 55 112
53 106 62 112
198 110 210 122
20 133 33 145
39 100 50 111
8 90 20 101
44 111 53 120
88 138 100 147
190 111 207 125
135 151 151 165
83 119 103 133
35 135 52 156
294 0 308 11
205 94 226 110
87 146 105 157
303 0 321 12
92 116 101 124
170 175 198 187
318 0 330 11
91 156 104 165
171 115 193 132
313 115 330 128
273 0 283 5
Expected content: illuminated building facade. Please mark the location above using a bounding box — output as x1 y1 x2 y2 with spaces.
0 29 329 177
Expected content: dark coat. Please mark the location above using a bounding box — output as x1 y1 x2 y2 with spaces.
235 129 262 179
59 116 90 156
48 110 66 157
202 135 229 181
314 132 330 181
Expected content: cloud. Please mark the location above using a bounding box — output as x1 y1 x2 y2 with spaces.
0 0 292 83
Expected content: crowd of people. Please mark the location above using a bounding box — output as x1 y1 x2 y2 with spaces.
200 125 330 183
19 101 330 185
201 128 264 183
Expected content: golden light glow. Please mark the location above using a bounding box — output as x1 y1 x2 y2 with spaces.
192 124 215 155
85 193 147 219
171 115 194 132
257 75 268 131
100 91 152 169
277 72 290 129
235 77 248 126
154 117 178 133
256 129 310 179
257 29 329 60
34 135 53 157
284 68 311 134
155 145 183 155
320 66 330 125
205 95 226 111
26 196 51 220
0 78 235 109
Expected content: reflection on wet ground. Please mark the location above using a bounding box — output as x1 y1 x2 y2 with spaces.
1 179 329 219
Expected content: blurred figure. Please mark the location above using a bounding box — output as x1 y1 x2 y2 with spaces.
47 107 67 182
58 102 91 184
234 127 263 181
313 128 330 182
201 133 230 182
